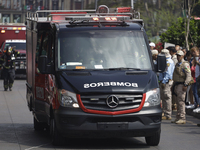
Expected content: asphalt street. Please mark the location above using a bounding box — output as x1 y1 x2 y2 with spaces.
0 79 200 150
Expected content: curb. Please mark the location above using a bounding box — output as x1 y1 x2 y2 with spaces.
186 108 200 119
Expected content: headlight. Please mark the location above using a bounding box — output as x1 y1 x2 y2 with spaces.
144 88 160 107
59 89 79 108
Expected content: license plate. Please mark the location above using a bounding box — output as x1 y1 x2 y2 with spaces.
20 65 24 69
97 122 128 130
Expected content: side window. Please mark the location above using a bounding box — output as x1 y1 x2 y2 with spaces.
36 29 54 69
35 31 43 63
48 33 54 62
41 33 49 56
4 43 9 50
39 31 54 64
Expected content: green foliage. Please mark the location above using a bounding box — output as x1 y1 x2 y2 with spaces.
192 0 200 16
86 0 200 43
160 17 200 47
137 0 183 38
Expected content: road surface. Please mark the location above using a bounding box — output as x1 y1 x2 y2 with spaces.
0 79 200 150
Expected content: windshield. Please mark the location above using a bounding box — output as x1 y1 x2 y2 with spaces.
58 30 151 70
4 42 26 50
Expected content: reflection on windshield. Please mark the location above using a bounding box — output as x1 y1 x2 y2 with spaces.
58 30 151 70
4 43 26 50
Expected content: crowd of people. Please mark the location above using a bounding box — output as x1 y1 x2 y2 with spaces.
150 42 200 124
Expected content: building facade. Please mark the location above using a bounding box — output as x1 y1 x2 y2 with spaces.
0 0 95 23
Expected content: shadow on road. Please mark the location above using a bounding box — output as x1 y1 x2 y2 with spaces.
0 123 151 149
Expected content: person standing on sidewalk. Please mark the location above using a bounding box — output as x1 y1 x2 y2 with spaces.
149 42 156 50
191 47 200 113
151 49 158 65
167 46 178 111
172 50 192 124
0 46 19 91
159 49 175 120
185 51 195 109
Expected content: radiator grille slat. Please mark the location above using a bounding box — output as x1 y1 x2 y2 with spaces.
81 94 143 111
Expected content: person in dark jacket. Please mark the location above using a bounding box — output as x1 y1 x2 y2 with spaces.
0 46 20 91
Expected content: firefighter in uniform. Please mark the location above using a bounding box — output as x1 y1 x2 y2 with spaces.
172 50 192 124
0 46 20 91
159 49 175 120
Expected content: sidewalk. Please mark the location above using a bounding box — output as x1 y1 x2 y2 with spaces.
186 108 200 119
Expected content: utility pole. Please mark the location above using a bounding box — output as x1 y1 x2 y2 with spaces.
81 0 84 10
131 0 134 10
95 0 98 10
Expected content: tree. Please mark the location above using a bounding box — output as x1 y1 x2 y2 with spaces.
183 0 200 50
86 0 200 43
160 17 200 48
192 2 200 16
134 0 184 37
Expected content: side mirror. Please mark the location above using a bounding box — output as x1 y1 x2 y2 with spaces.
38 55 54 74
155 54 166 73
38 55 47 74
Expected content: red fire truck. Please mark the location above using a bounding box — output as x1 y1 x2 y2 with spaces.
0 23 26 77
0 23 26 49
26 5 166 146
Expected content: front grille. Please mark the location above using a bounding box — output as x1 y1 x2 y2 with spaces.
15 53 26 70
16 53 26 60
81 94 143 111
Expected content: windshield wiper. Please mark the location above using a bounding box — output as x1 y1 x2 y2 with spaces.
108 67 141 71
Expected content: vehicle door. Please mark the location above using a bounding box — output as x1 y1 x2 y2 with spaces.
34 31 50 110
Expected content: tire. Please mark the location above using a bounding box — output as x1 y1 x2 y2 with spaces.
50 117 65 146
145 130 161 146
34 117 45 131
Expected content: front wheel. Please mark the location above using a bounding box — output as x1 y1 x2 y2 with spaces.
50 117 65 145
145 130 161 146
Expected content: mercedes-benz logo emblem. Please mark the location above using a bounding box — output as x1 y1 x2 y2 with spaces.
106 95 119 108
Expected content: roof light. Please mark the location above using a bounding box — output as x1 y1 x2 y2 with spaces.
105 17 111 21
111 17 117 21
105 17 117 21
13 27 17 30
66 16 130 22
93 17 99 21
18 27 22 30
1 30 5 33
117 7 131 13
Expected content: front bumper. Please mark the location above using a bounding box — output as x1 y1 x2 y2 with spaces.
15 68 26 74
54 105 162 138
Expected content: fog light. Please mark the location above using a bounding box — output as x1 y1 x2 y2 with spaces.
73 103 79 108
